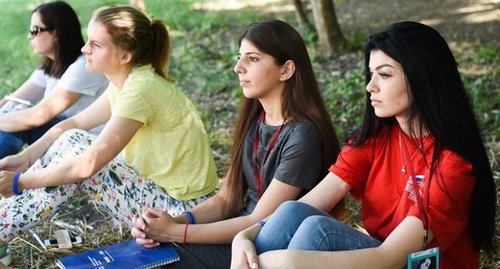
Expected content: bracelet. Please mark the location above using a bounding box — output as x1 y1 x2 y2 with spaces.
257 220 265 227
183 211 195 224
13 173 23 195
183 223 189 245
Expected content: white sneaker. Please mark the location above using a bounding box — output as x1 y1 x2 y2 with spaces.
0 247 12 266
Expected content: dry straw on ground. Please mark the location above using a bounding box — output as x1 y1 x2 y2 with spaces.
8 194 133 269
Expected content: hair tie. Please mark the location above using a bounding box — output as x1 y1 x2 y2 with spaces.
13 173 23 195
183 211 195 224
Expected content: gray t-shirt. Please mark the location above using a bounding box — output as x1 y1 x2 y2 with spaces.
240 117 324 215
29 55 109 133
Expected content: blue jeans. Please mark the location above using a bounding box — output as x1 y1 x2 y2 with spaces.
254 201 382 253
0 116 63 158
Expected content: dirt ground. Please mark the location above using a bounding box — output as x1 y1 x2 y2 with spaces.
334 0 498 44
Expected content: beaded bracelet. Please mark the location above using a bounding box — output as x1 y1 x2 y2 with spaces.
13 173 23 195
183 211 196 224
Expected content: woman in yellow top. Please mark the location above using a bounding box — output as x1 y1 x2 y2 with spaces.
0 5 217 265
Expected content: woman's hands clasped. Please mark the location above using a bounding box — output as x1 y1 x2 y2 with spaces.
131 206 178 248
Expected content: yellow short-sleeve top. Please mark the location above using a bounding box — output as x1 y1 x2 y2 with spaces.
107 65 217 200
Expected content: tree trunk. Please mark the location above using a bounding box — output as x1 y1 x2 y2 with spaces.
292 0 311 31
310 0 346 53
292 0 309 26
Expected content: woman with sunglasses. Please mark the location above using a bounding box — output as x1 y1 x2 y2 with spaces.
0 1 108 159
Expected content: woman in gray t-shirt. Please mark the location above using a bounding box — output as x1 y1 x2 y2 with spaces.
131 20 345 269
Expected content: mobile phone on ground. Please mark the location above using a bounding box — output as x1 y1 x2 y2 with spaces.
44 236 83 247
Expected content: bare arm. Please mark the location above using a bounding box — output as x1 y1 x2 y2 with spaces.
231 172 350 268
0 80 45 108
20 93 111 164
257 216 432 269
159 182 234 227
0 87 83 132
185 179 302 244
19 120 141 189
0 93 111 174
232 172 434 269
0 93 142 195
133 179 303 245
298 171 351 212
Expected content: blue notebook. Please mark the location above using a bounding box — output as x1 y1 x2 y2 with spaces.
57 239 180 269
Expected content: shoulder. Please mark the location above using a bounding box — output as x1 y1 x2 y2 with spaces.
122 68 179 106
437 149 474 176
280 121 321 149
66 55 86 70
62 55 106 80
128 65 159 81
340 125 396 160
28 68 49 85
285 121 319 137
126 65 173 90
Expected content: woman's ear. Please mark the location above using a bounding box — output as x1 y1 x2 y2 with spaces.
120 51 133 65
279 60 295 81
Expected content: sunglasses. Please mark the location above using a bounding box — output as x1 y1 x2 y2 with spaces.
29 25 53 36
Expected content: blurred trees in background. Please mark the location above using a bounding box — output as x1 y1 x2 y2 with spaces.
292 0 346 53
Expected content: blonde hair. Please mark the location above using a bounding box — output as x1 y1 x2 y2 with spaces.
92 5 173 81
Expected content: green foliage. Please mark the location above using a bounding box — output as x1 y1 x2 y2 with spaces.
323 67 366 142
454 42 500 139
340 28 367 51
463 74 500 138
473 43 499 65
0 1 38 97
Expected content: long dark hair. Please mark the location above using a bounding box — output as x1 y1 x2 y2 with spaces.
34 1 84 78
355 21 495 254
220 20 341 216
91 5 172 81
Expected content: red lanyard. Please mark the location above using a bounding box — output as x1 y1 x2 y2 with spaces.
402 135 430 248
253 110 283 198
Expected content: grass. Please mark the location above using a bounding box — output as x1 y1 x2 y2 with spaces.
0 0 498 268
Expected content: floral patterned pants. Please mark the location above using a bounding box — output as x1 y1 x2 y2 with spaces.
0 129 212 243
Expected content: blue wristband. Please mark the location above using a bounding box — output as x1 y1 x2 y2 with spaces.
183 211 195 224
257 220 265 227
13 173 23 195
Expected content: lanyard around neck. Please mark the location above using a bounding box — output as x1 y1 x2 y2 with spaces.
402 134 430 248
253 110 284 198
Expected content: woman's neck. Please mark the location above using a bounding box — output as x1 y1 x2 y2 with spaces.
260 98 284 126
397 119 429 138
106 65 135 90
